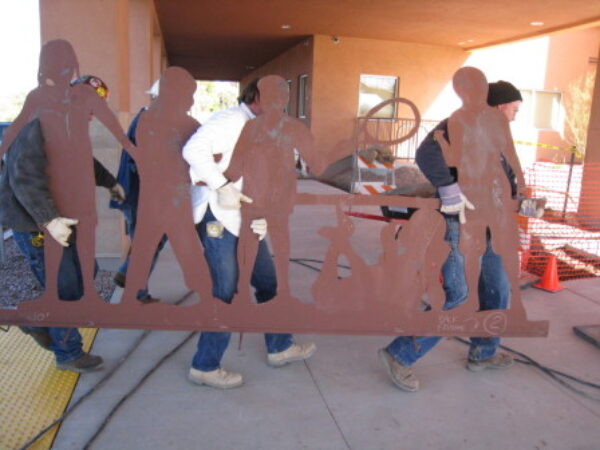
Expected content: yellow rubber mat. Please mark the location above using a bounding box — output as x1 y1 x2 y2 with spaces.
0 326 98 449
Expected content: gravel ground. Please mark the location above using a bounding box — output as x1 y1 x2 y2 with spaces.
0 236 115 308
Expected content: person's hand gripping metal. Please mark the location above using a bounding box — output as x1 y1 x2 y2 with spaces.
216 181 253 210
438 183 475 224
250 218 267 240
433 129 475 224
44 217 79 247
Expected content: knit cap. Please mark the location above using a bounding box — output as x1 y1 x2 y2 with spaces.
487 80 522 106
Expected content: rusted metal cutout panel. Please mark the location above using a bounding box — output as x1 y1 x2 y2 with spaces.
0 42 548 337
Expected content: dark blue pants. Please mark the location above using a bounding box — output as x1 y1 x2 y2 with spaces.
13 230 87 363
191 208 293 371
386 217 510 365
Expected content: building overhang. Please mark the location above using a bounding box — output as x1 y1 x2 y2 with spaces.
154 0 600 80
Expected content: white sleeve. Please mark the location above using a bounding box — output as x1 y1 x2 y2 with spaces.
182 111 231 189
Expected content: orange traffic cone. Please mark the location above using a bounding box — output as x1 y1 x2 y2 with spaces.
534 254 565 292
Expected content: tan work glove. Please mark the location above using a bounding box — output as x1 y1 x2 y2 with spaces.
217 182 253 210
44 217 79 247
250 218 267 241
109 183 126 203
438 182 475 224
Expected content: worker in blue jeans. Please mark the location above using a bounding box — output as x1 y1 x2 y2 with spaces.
183 79 316 389
191 207 294 374
14 230 103 372
379 80 524 391
110 82 166 303
0 73 121 373
380 217 511 391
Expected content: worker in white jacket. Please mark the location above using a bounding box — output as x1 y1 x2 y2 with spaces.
182 78 316 389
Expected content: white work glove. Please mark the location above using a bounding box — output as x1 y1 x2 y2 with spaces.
44 217 79 247
438 182 475 224
109 183 126 203
519 197 546 218
216 182 253 210
250 218 267 241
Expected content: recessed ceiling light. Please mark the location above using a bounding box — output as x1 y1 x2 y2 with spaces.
458 39 474 46
281 24 291 29
530 21 544 26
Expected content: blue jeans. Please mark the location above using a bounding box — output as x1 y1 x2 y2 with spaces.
386 217 511 365
117 207 167 299
13 230 86 363
191 207 293 371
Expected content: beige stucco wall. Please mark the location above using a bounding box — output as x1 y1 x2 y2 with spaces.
310 35 467 155
451 28 598 166
242 37 314 128
578 42 600 227
39 0 165 257
584 41 600 166
242 34 466 157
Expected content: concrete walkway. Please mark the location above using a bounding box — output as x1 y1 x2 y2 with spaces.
53 180 600 450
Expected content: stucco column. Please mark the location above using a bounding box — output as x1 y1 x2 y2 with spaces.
578 44 600 229
116 0 131 124
39 0 163 256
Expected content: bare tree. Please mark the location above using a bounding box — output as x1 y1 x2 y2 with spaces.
563 68 597 159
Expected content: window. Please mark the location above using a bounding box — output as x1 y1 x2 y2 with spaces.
518 89 562 130
298 74 308 118
284 79 292 114
358 74 398 118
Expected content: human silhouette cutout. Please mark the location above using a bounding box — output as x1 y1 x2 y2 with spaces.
383 209 448 312
226 75 329 303
121 67 211 304
436 67 526 314
0 39 133 302
311 202 372 311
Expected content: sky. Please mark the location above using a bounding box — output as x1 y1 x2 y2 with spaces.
0 0 40 98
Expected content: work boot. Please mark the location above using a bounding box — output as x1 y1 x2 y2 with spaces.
113 272 126 288
467 352 514 372
56 353 103 373
188 367 243 389
138 294 161 304
21 328 52 351
267 342 316 367
378 348 420 392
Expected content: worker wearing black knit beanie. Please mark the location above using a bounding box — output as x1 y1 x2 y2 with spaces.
487 80 522 122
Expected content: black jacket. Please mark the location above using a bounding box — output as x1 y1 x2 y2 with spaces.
415 118 517 198
0 119 59 232
0 119 116 232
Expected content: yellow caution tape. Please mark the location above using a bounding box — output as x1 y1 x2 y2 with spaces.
514 140 578 153
435 134 578 154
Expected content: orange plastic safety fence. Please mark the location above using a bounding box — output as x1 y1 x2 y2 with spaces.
520 161 600 281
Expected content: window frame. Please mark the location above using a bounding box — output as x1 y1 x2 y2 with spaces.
357 74 399 119
297 74 308 119
518 88 563 131
284 79 292 114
